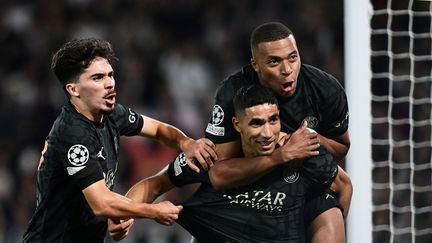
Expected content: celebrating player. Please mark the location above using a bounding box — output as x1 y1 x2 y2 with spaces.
109 84 339 242
22 38 216 243
204 22 352 243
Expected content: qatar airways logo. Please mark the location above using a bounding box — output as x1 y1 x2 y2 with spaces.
223 190 286 213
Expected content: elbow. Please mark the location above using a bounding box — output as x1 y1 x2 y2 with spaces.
208 170 228 190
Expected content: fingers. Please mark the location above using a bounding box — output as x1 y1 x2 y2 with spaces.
185 138 217 172
186 158 202 173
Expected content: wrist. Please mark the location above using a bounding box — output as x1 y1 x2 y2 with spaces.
178 137 191 150
270 148 284 165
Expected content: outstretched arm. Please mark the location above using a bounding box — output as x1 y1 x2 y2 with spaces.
82 178 182 222
107 166 176 241
140 115 217 172
209 122 320 189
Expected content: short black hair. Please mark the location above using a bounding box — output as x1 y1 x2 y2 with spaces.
233 84 278 116
51 38 118 95
250 22 294 55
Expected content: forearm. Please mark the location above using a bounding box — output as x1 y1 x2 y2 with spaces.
330 166 353 218
95 193 159 220
126 173 174 203
318 134 349 163
140 115 190 148
209 152 282 189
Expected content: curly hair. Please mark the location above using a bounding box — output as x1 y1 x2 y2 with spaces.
51 38 118 94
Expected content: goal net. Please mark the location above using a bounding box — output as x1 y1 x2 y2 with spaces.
370 0 432 242
346 0 432 242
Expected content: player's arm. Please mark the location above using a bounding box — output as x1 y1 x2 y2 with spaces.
330 166 352 218
317 130 350 164
107 167 176 241
82 179 182 224
209 122 320 189
139 115 217 172
125 166 175 203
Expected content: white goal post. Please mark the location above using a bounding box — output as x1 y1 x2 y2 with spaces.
344 1 373 243
345 1 432 243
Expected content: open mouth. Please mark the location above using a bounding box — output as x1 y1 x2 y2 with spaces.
104 92 116 106
258 140 274 150
281 81 294 93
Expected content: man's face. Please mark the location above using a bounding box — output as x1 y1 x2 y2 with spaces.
251 35 301 97
68 57 117 120
233 103 280 157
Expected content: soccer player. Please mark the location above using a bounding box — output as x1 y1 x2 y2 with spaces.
22 38 217 243
109 84 339 242
204 22 352 243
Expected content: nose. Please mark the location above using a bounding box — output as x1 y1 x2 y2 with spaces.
105 76 115 89
281 60 292 75
261 123 273 138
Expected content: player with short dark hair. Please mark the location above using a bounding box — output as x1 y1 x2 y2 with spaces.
22 38 217 243
109 84 339 242
205 22 352 243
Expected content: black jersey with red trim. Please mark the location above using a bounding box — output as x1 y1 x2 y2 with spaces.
23 102 143 243
167 147 338 243
205 64 349 143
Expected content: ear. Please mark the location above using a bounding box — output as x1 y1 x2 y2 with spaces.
232 116 241 133
66 83 79 97
251 57 259 72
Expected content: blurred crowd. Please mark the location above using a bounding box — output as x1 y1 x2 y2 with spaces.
0 0 344 242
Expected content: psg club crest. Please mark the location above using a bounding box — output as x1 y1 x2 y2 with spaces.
67 144 89 166
283 169 300 184
303 116 318 129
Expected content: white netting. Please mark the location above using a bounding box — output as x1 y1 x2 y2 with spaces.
370 0 432 242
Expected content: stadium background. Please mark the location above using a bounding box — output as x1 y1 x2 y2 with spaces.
0 0 347 242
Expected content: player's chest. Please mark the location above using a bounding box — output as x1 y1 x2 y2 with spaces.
95 124 120 170
279 96 322 132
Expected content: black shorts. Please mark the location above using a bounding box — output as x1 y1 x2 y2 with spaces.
303 190 343 227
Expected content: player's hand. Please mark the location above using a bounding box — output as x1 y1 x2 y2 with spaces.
179 138 217 172
108 218 134 241
278 121 320 166
152 201 183 226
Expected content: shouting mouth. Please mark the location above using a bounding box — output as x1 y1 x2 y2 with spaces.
104 91 116 106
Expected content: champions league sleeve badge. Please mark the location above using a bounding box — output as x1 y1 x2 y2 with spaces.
174 152 187 176
205 105 225 136
66 144 89 175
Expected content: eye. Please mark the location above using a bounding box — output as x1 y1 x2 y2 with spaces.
269 115 280 124
249 119 265 127
289 54 298 62
267 58 280 66
92 74 104 81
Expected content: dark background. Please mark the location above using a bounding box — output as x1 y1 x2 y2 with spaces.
0 1 344 242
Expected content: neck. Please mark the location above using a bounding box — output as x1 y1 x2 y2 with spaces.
70 99 103 123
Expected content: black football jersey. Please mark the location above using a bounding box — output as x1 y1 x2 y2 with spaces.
23 102 143 243
167 147 338 243
205 64 349 144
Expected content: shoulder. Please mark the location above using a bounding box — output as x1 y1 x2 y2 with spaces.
301 64 345 95
49 107 97 146
216 64 258 100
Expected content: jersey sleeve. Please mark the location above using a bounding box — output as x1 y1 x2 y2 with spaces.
110 103 144 136
167 152 211 187
51 121 105 191
204 79 240 144
301 146 338 189
319 75 349 137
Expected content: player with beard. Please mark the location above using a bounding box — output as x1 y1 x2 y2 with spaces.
109 85 339 242
23 38 217 243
